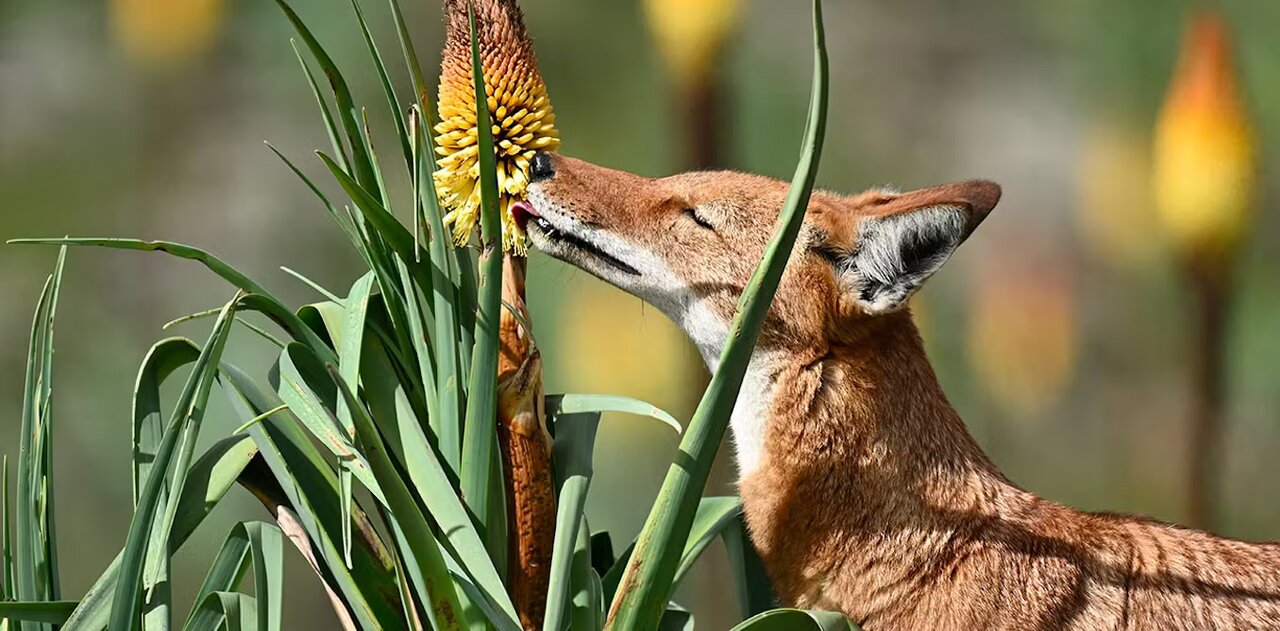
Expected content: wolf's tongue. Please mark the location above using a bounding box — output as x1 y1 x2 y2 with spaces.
510 200 538 231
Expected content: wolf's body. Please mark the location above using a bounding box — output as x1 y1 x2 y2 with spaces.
520 153 1280 629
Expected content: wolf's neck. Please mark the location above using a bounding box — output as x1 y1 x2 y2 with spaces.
722 312 1030 611
719 310 1023 544
714 311 1007 486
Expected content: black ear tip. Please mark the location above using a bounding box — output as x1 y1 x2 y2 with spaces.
965 180 1002 218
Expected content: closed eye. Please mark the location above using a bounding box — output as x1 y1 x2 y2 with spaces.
684 208 715 230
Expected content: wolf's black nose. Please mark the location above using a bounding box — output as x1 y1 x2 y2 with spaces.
530 151 555 182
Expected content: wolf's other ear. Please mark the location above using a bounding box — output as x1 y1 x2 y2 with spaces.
827 180 1001 315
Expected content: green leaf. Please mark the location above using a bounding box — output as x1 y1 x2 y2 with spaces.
245 522 285 631
328 365 465 630
598 497 742 607
412 107 464 472
130 337 202 630
170 436 260 552
335 273 375 569
385 0 430 119
459 1 506 566
570 518 603 631
729 609 859 631
723 516 775 619
220 365 403 629
605 1 828 626
389 259 444 458
9 239 268 294
187 592 257 631
2 457 11 602
109 295 240 631
49 434 255 630
274 343 382 501
317 153 429 282
0 602 76 626
280 267 343 304
185 522 283 631
672 497 742 589
285 38 351 178
543 412 601 631
15 247 66 630
5 240 335 363
266 142 365 257
56 433 256 630
349 0 413 170
372 366 520 628
273 0 378 191
162 308 288 349
546 395 681 435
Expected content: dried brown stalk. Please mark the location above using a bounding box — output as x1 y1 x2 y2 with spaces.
497 254 556 630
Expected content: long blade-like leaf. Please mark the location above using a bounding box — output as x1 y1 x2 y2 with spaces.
458 0 506 564
386 0 430 118
543 413 601 631
132 338 201 631
187 592 257 631
730 609 859 631
288 39 352 177
723 516 776 619
671 497 741 588
328 366 465 629
221 365 402 629
56 433 257 630
605 1 828 626
365 351 519 627
349 0 413 170
0 602 76 626
2 457 11 602
412 106 464 471
6 241 335 362
185 522 283 631
546 395 681 435
16 248 65 631
336 273 375 568
273 0 377 191
109 296 240 631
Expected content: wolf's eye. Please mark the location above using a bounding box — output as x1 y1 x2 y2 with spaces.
684 208 715 231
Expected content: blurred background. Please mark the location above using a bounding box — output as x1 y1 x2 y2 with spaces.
2 0 1278 627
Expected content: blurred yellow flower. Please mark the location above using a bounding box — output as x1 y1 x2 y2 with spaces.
1152 10 1257 269
1077 121 1160 271
554 280 698 422
111 0 224 68
967 255 1077 419
435 0 559 255
644 0 742 88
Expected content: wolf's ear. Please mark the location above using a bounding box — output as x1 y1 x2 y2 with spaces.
820 180 1000 315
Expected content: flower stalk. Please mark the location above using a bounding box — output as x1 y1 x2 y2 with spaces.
1152 9 1258 529
438 2 557 627
644 0 741 169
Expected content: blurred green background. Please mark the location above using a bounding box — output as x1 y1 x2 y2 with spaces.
2 0 1278 627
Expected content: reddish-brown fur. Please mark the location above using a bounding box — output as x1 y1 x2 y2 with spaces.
525 155 1280 629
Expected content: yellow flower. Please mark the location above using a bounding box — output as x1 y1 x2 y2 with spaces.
644 0 741 88
1152 10 1257 269
435 0 559 255
111 0 224 68
967 254 1077 420
1076 120 1160 271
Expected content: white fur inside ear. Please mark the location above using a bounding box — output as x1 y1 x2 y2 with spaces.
846 205 966 314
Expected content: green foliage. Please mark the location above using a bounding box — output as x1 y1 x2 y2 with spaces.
0 0 856 629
